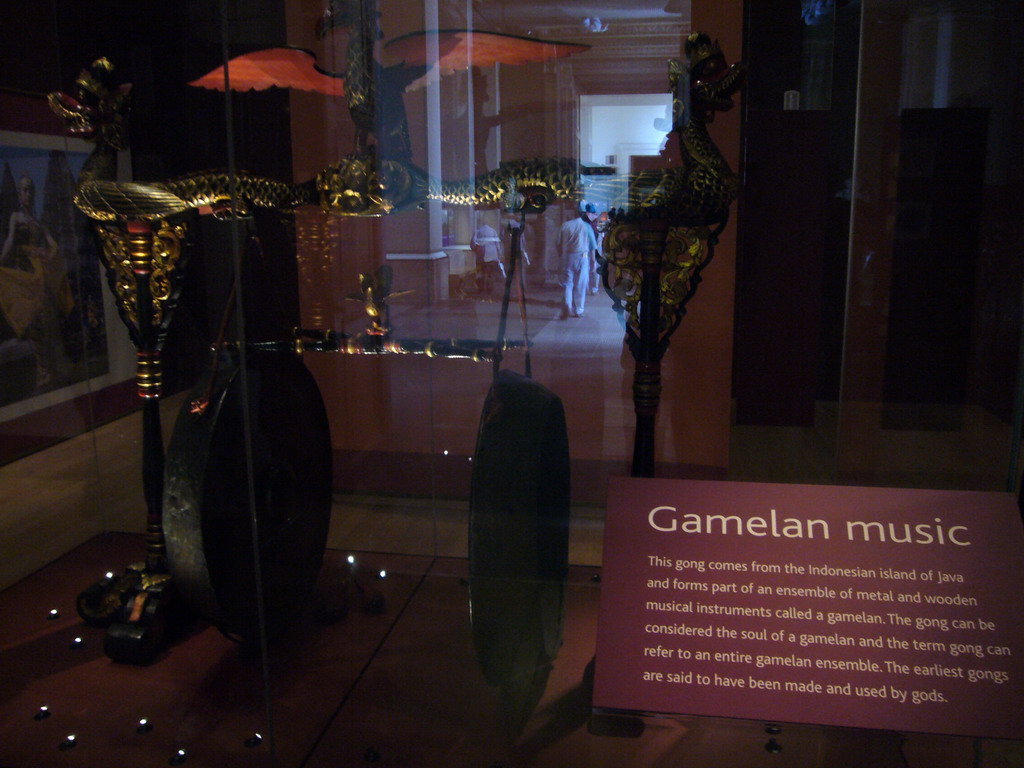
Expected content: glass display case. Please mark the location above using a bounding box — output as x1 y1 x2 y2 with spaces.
0 0 1021 766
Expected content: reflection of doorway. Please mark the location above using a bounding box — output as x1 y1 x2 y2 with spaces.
579 94 672 204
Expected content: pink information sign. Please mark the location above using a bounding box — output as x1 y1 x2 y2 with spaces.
593 478 1024 739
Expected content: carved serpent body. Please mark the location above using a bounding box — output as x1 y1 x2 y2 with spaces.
50 31 743 226
58 149 728 223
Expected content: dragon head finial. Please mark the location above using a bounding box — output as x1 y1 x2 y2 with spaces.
685 33 724 77
682 31 745 122
48 58 132 152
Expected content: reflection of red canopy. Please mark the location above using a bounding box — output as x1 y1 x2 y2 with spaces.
385 30 589 73
187 32 588 97
188 47 345 97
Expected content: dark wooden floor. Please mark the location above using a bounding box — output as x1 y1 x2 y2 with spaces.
2 532 1019 768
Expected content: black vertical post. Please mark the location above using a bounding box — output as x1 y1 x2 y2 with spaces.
631 219 669 478
126 220 168 574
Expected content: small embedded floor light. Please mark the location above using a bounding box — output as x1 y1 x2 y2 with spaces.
244 733 263 748
378 569 387 579
34 706 51 721
70 636 83 650
169 747 188 765
347 555 356 565
137 718 154 734
59 734 76 751
48 608 59 620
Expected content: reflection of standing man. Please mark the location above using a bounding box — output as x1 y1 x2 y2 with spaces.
472 215 505 293
0 173 73 390
556 203 599 319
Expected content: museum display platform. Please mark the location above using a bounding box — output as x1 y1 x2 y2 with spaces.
2 532 1020 768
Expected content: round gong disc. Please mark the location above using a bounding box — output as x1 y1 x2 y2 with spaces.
468 369 570 730
163 350 332 641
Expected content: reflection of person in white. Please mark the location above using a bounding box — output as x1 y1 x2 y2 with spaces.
556 203 599 318
472 216 504 293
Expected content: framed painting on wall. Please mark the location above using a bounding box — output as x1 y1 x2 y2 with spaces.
0 130 133 429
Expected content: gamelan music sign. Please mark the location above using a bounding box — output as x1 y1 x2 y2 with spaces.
593 478 1024 739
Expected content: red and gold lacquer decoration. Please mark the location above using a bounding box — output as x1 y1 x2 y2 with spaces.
70 210 191 664
96 217 188 400
49 59 192 663
95 215 189 576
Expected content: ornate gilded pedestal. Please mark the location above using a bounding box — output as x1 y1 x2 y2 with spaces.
75 193 191 663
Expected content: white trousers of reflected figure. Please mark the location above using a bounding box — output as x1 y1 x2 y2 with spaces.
560 251 589 317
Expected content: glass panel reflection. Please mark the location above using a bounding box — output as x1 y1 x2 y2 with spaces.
3 0 1022 765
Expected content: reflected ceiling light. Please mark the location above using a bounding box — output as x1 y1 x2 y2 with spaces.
583 16 608 33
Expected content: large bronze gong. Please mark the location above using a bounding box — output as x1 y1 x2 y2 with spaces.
163 350 332 641
468 369 571 732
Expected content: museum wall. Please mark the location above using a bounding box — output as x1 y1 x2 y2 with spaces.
836 0 1024 488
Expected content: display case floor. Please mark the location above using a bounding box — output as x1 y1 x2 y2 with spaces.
0 533 1020 768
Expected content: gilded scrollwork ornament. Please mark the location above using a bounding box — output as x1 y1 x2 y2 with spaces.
149 220 187 327
659 225 711 323
603 221 713 351
94 219 188 339
95 223 136 328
